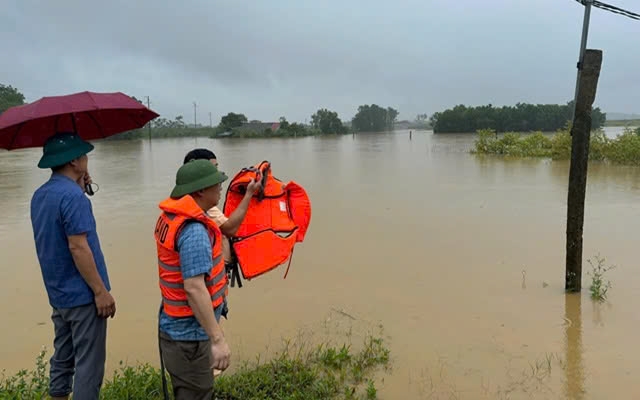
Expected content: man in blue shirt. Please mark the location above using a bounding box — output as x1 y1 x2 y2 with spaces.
30 132 116 400
156 160 260 400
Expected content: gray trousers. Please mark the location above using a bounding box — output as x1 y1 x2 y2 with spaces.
159 331 214 400
49 303 107 399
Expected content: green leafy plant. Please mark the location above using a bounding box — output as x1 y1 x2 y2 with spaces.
473 126 640 165
587 254 616 301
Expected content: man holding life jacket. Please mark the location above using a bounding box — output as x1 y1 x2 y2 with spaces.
156 159 238 399
183 148 262 270
30 132 116 400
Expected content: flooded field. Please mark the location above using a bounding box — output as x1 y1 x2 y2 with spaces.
1 128 640 399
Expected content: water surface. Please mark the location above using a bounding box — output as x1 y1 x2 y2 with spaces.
1 129 639 398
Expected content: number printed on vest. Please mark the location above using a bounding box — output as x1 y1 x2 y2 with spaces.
155 217 170 244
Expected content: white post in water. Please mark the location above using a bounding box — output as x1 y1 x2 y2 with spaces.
571 0 593 122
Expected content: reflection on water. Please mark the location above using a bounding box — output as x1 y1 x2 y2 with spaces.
564 293 585 399
1 128 640 398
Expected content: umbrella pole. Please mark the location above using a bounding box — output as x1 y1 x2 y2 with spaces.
71 113 78 134
69 112 95 196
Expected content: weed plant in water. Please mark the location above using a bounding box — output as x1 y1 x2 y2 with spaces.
587 254 616 302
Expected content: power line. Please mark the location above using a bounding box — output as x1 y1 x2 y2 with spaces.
574 0 640 21
593 0 640 21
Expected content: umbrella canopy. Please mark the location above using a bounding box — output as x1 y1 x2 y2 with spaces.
0 91 159 150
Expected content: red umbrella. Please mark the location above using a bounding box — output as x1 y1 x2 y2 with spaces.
0 91 159 149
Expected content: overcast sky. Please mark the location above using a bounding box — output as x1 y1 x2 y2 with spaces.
2 0 639 123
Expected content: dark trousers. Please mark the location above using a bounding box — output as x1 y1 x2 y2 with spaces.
49 303 107 399
159 332 214 400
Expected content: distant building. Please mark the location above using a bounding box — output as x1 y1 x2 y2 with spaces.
395 120 411 130
240 121 281 132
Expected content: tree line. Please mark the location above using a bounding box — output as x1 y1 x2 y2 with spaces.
2 82 615 140
209 105 400 136
430 101 607 133
0 83 403 137
101 105 402 140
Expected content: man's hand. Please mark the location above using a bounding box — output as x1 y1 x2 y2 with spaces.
210 336 231 371
95 290 116 318
219 171 263 237
246 172 262 195
76 173 92 193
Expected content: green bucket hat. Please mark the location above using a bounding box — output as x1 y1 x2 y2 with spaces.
171 159 228 199
38 132 94 169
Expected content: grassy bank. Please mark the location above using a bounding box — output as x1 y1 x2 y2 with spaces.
472 127 640 165
104 126 336 140
605 119 640 127
0 333 390 400
104 127 217 140
216 127 323 139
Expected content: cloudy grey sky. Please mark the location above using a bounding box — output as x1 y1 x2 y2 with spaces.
2 0 639 123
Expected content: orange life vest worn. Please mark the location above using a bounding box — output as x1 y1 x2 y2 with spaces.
222 161 311 285
154 195 228 317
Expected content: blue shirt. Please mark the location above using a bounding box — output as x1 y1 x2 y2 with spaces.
158 221 226 341
30 173 111 309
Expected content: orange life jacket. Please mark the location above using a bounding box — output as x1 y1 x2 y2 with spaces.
222 160 311 286
154 195 228 317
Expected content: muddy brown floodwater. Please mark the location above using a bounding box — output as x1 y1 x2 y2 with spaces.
1 129 640 399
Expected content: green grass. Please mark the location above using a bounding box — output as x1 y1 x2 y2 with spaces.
472 126 640 165
0 334 390 400
587 254 616 302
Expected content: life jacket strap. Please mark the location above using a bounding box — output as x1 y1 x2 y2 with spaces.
283 247 295 279
226 261 243 288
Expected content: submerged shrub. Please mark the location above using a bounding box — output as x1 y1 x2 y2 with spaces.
474 130 552 157
474 126 640 165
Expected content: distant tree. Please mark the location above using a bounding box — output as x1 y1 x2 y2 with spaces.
311 108 347 134
386 107 399 126
270 116 309 136
151 115 186 129
279 116 290 130
416 113 428 122
220 112 248 130
351 104 399 132
431 101 607 133
0 84 26 113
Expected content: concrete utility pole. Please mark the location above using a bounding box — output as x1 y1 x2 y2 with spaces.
565 49 603 292
193 102 197 128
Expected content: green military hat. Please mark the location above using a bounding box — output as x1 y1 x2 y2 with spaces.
38 132 94 169
171 159 228 198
